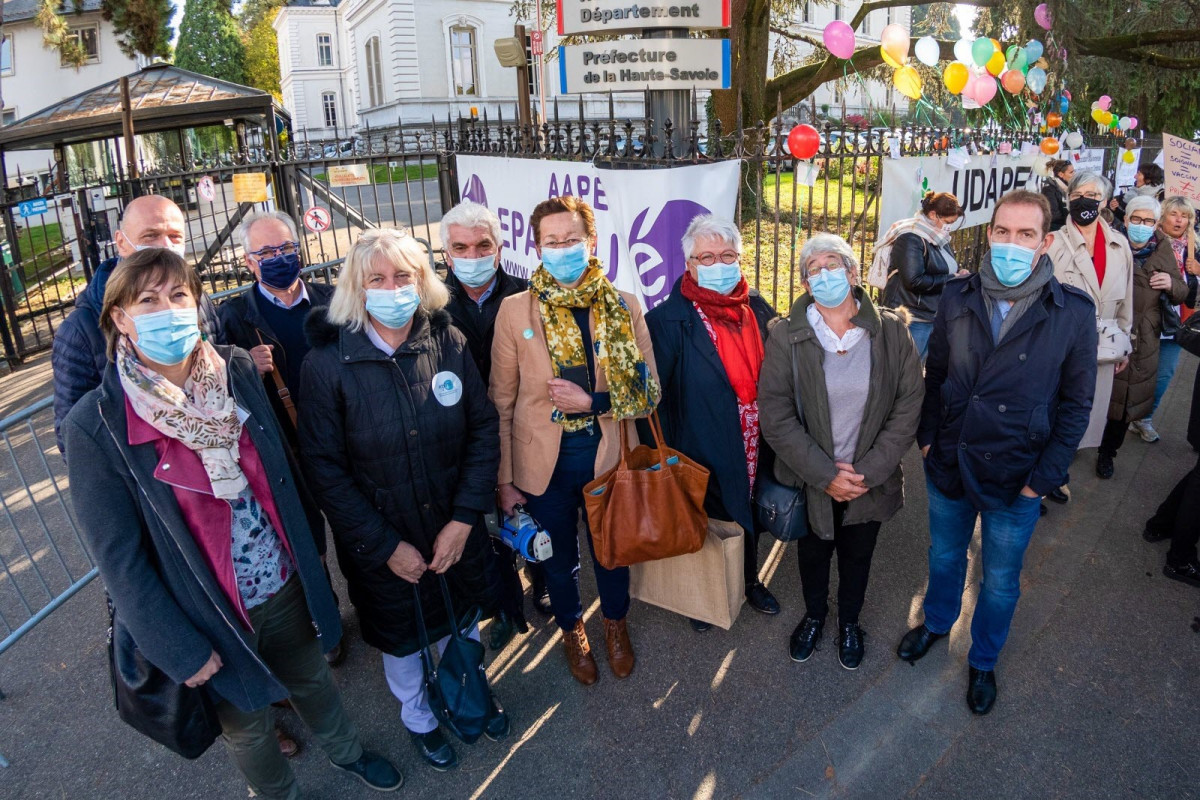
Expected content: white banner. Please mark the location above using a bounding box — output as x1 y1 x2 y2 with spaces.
456 156 740 309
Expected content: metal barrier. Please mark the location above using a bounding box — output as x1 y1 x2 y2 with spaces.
0 395 96 768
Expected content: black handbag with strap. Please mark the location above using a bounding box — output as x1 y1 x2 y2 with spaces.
754 341 809 542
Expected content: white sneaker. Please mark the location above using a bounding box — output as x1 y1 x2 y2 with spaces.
1129 419 1160 443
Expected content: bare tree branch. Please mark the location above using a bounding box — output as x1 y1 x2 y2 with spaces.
848 0 1001 29
769 26 824 48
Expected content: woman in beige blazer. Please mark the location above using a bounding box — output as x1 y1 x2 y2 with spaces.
1047 171 1134 455
490 195 659 687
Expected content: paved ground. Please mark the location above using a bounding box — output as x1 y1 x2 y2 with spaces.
0 350 1197 799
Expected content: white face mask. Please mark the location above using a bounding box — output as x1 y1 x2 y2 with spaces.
134 242 187 258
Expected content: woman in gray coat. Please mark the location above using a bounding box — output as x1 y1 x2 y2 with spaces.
759 234 924 671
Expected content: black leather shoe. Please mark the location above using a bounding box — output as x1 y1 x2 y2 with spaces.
1163 559 1200 587
967 666 997 715
529 566 552 616
789 616 824 663
484 696 511 742
1040 503 1048 517
746 582 781 615
1047 486 1070 504
331 749 404 791
324 639 348 668
838 622 865 670
688 618 713 632
488 612 516 650
1096 453 1115 479
896 624 946 663
1143 522 1171 543
409 728 458 771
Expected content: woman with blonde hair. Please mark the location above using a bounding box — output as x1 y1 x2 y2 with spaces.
298 228 508 773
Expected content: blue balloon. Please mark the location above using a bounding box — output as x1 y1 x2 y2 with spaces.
1025 40 1044 62
1060 96 1069 114
1027 67 1048 94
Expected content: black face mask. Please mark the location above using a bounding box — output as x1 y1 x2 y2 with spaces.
1069 196 1102 226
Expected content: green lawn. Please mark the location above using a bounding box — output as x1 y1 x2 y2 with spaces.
313 162 440 184
14 222 72 284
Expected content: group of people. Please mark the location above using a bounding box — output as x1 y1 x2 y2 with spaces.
49 164 1200 798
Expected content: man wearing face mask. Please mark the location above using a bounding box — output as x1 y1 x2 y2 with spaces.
52 194 224 456
897 190 1098 715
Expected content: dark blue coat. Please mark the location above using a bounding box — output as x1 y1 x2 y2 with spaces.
62 346 340 712
643 278 777 533
918 270 1098 510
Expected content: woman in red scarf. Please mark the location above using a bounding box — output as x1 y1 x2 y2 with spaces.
644 214 781 631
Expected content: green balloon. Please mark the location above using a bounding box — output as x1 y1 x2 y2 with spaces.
1006 45 1019 62
972 37 994 67
1010 49 1028 71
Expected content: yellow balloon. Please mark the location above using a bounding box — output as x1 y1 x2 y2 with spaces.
893 65 923 100
1091 108 1106 123
881 45 903 68
989 37 1001 54
943 62 969 94
1102 111 1114 125
880 23 911 66
986 51 1005 76
1122 150 1136 164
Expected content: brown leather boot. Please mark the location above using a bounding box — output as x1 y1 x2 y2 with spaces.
561 620 598 686
603 616 635 679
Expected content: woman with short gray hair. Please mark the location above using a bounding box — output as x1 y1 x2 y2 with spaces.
759 232 923 670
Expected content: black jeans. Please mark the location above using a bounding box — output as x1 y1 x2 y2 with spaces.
1147 453 1200 565
1099 417 1129 458
794 500 881 626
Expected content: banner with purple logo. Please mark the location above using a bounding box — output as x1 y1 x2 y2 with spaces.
457 156 740 309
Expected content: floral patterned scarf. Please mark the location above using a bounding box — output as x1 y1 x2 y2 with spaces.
530 259 660 432
117 336 248 499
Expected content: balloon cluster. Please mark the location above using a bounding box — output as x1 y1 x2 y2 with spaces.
1088 95 1138 134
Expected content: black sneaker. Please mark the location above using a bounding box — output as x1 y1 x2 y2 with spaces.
789 616 824 663
1163 559 1200 588
838 622 865 670
1143 521 1171 543
331 750 403 792
1096 453 1115 479
688 618 713 632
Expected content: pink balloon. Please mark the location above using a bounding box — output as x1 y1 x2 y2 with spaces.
974 75 998 105
1034 3 1053 29
1098 95 1112 111
823 21 856 60
1129 117 1138 130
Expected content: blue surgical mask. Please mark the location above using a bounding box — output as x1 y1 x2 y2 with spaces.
541 241 590 284
365 285 420 329
452 254 498 289
697 263 742 295
128 307 200 366
990 243 1038 287
1128 224 1156 245
257 252 302 290
808 268 852 308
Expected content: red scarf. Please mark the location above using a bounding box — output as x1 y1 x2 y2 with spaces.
680 271 765 405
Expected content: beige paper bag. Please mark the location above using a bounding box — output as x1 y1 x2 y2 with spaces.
630 519 745 630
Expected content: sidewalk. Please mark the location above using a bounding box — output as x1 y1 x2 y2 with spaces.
0 352 1197 799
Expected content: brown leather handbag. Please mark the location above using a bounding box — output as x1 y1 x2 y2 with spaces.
583 411 710 570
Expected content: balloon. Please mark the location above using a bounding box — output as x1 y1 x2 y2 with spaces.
1109 118 1120 130
1009 48 1029 72
1102 111 1114 125
1091 108 1106 123
1129 117 1138 130
1025 40 1044 62
823 21 856 60
787 124 821 160
1122 150 1136 164
954 38 973 64
1124 137 1137 149
1098 95 1112 111
1065 131 1083 149
881 46 904 69
915 36 940 67
986 51 1005 76
972 37 995 67
1001 70 1026 94
1046 111 1062 128
893 65 923 99
943 62 969 94
1032 155 1052 177
1060 97 1070 114
973 75 998 105
1034 3 1053 29
1026 67 1047 93
1118 116 1132 131
1040 137 1060 155
881 23 910 65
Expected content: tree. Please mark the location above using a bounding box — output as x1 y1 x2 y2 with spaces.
101 0 175 61
242 13 282 100
175 0 246 85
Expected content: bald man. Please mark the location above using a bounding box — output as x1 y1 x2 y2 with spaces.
51 194 224 454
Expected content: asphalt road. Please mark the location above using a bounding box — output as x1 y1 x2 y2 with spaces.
0 353 1197 799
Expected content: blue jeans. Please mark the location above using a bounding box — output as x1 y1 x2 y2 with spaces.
908 320 934 360
521 427 630 631
1151 338 1183 417
922 478 1042 671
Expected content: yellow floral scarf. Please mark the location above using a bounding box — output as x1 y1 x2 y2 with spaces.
531 260 659 431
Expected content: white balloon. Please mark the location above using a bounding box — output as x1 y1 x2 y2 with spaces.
1032 155 1051 177
915 36 940 67
1064 131 1083 149
1118 116 1132 131
954 38 973 64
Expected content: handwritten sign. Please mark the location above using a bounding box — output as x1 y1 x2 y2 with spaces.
232 173 268 203
1164 134 1200 207
327 164 371 188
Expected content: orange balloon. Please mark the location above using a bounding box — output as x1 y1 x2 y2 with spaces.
1000 69 1026 94
986 51 1005 77
1046 111 1062 128
989 38 1001 54
881 45 904 69
1040 136 1060 155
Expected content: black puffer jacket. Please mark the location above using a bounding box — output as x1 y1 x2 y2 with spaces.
298 306 500 656
882 232 956 322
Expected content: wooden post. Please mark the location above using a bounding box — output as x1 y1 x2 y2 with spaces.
514 24 532 132
120 76 139 179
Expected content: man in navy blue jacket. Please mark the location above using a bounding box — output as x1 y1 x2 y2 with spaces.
896 190 1098 715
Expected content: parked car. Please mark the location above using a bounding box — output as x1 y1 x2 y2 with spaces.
323 139 356 158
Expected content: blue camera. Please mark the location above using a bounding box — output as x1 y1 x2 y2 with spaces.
496 505 553 562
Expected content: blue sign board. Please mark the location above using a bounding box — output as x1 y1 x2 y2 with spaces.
17 198 48 218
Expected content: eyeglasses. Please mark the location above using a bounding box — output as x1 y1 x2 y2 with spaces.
1128 215 1157 226
540 237 585 250
1068 191 1104 201
248 241 300 259
689 252 740 266
804 260 849 279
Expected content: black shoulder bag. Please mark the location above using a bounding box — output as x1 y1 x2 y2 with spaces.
754 341 810 542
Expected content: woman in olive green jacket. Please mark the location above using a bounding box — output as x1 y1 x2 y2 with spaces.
759 233 924 672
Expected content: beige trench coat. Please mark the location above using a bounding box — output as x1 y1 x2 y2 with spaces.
1047 219 1135 448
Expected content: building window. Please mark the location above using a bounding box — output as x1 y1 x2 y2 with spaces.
364 36 384 107
833 2 842 21
834 83 844 105
62 25 100 66
450 26 478 96
317 33 333 67
1 35 12 76
885 8 894 24
524 33 540 99
1 108 15 126
861 11 871 35
321 92 338 129
801 2 810 23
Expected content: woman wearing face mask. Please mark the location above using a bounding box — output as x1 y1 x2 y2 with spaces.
1040 160 1075 232
298 228 509 772
1096 197 1189 477
882 191 969 357
490 195 659 686
1111 164 1166 226
759 234 923 670
62 248 402 799
1047 172 1135 465
642 214 782 633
